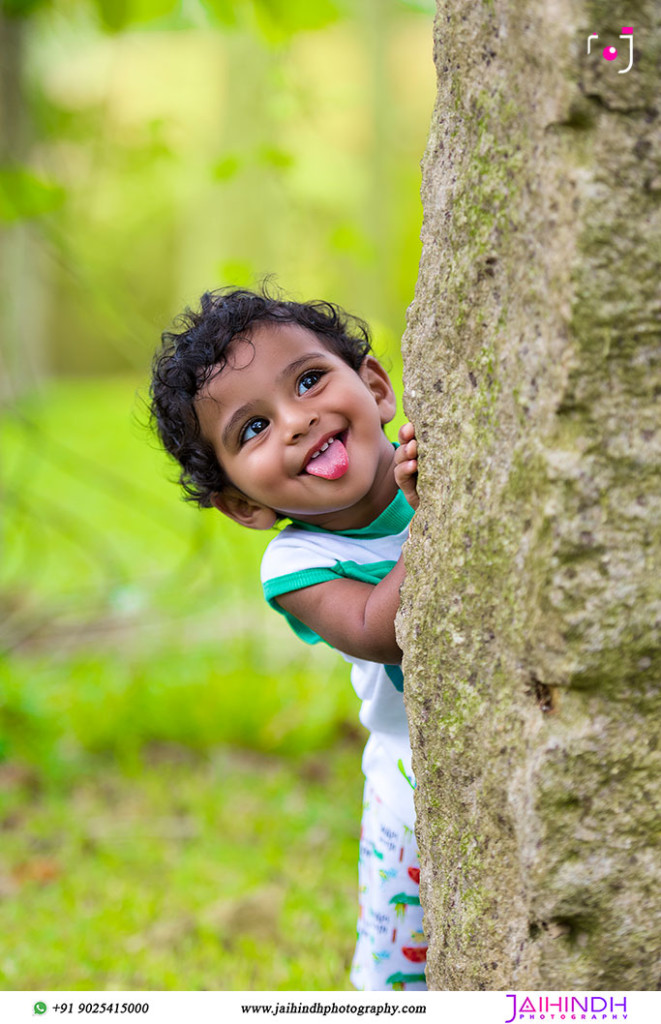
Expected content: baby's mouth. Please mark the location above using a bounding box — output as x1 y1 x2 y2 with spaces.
303 431 349 480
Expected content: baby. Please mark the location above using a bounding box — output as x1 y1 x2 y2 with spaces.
150 287 423 991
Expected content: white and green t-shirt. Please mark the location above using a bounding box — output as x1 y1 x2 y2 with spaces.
260 487 416 821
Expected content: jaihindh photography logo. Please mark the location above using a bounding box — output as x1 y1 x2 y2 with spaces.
505 994 628 1022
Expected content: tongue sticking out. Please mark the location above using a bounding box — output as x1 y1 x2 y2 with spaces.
304 438 349 480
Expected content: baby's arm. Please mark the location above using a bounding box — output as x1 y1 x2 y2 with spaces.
276 423 419 665
276 558 407 664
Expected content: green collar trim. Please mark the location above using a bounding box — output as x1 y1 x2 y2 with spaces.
288 486 414 539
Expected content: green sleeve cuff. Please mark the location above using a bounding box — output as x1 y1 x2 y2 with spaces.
263 568 340 645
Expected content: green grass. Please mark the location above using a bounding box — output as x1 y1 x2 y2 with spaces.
0 743 363 990
1 639 361 772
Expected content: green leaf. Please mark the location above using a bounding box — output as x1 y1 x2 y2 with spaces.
90 0 182 33
217 259 255 287
200 0 239 29
257 145 293 171
254 0 341 39
92 0 131 32
0 166 65 223
212 154 242 182
0 0 49 19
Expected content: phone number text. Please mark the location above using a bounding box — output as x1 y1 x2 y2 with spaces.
52 1005 149 1015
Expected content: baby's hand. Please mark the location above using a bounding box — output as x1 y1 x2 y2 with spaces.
394 422 419 511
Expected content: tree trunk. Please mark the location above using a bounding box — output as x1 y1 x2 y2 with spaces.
398 0 661 990
0 9 47 402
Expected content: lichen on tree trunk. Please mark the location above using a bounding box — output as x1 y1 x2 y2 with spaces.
397 1 661 990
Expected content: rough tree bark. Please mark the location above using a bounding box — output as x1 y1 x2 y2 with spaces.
398 0 661 990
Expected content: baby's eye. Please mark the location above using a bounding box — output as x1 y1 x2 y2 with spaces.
241 417 268 443
297 370 324 395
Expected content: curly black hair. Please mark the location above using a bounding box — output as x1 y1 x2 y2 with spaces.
149 285 373 507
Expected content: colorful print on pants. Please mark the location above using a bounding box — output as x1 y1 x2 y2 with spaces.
350 781 427 991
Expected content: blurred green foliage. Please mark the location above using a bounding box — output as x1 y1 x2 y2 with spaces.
1 0 434 378
1 377 369 770
0 165 65 221
1 0 433 784
0 0 434 989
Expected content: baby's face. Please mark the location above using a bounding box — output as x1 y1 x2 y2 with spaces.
195 322 397 529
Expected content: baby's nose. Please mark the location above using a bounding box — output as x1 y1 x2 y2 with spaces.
284 410 318 440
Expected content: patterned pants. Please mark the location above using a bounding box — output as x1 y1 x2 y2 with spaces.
350 781 427 991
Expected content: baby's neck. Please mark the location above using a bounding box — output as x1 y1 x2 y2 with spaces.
289 445 399 532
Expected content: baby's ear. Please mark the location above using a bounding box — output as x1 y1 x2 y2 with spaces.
210 487 277 530
359 356 397 426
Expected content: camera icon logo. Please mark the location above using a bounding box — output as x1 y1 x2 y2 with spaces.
587 27 634 73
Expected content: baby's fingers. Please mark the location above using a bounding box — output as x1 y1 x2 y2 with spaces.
394 435 418 467
394 441 419 511
398 421 416 445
